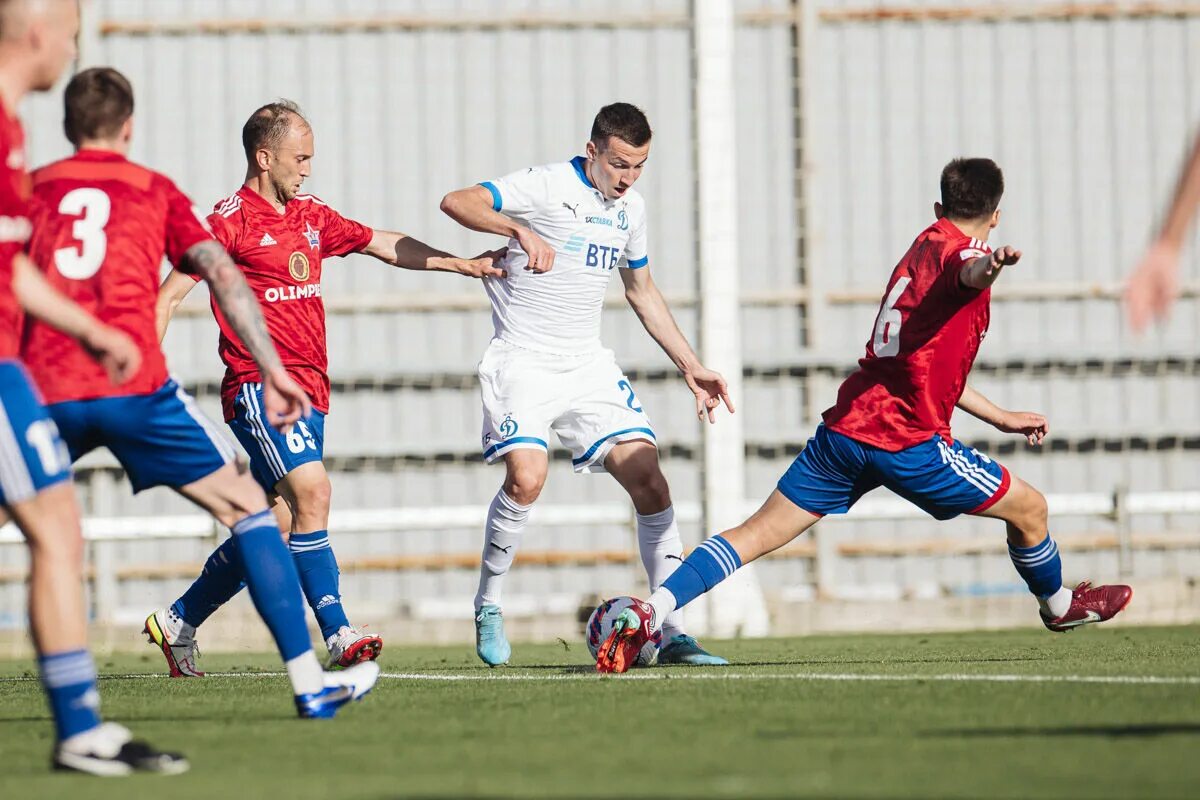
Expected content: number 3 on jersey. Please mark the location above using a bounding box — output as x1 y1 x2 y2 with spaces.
871 276 911 358
54 187 111 279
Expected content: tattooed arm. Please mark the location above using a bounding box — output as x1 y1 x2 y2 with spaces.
179 240 311 429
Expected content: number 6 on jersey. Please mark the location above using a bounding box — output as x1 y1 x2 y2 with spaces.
871 276 911 358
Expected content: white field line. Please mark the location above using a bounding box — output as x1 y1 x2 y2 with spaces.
2 671 1198 686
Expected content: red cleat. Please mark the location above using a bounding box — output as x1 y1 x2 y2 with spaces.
595 601 656 674
1041 581 1133 632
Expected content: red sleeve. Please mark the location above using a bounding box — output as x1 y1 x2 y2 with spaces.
320 204 373 257
940 238 990 296
161 177 215 272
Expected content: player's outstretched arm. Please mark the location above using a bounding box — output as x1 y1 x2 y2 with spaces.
13 253 141 384
180 240 310 430
360 230 506 279
440 185 555 273
156 268 198 343
1127 130 1200 332
620 266 734 423
959 245 1022 291
956 384 1047 446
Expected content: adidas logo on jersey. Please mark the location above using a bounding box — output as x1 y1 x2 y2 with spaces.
259 232 277 246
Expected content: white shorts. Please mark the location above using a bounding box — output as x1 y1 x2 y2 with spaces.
477 339 656 473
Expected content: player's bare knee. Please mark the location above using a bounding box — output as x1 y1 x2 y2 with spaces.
504 467 545 506
28 521 84 566
630 470 671 515
1003 484 1048 540
294 475 332 516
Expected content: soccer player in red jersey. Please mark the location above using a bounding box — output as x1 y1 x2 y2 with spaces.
0 1 191 774
24 68 381 722
598 159 1134 672
149 100 504 671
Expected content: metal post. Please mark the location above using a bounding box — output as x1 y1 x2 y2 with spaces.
75 0 102 70
1113 485 1133 578
692 0 769 637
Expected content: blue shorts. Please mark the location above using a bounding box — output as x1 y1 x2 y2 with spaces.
778 424 1011 520
49 378 235 493
226 381 325 493
0 360 72 506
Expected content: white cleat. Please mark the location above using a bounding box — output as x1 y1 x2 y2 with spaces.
325 625 383 669
143 609 203 678
325 659 380 701
53 722 189 776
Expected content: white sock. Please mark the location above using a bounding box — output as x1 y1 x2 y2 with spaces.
474 489 532 611
646 587 678 634
636 506 686 639
1040 585 1073 618
285 650 324 696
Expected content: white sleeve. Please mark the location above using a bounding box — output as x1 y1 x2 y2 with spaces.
620 203 649 269
479 166 548 222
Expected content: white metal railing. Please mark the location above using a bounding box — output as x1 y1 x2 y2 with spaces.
3 490 1197 627
4 490 1198 546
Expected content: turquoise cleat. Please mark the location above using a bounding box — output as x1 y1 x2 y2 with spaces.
475 604 512 666
657 634 729 666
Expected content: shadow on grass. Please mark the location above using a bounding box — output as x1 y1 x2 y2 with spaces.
925 723 1200 738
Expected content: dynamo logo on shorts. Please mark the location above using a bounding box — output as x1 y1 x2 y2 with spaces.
498 415 518 439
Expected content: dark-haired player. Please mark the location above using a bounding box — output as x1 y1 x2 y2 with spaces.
601 158 1133 673
441 102 732 667
148 100 504 673
24 67 380 720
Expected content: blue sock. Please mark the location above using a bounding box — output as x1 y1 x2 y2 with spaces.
38 649 102 741
660 535 743 609
1008 534 1064 598
289 530 349 640
172 537 245 627
232 510 313 661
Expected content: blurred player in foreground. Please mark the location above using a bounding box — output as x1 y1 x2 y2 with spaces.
1126 129 1200 332
0 0 186 774
441 103 731 667
600 159 1133 673
24 68 380 723
149 100 504 671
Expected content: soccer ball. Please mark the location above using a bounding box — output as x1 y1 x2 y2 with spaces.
585 595 662 667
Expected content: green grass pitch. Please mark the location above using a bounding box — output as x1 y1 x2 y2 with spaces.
1 625 1197 799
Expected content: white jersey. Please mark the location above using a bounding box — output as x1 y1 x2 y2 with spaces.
480 157 649 356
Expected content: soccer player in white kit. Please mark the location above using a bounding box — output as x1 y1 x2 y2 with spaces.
441 103 733 666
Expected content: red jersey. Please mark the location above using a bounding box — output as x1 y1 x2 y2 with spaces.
20 151 212 404
823 217 993 451
0 105 31 360
204 187 373 420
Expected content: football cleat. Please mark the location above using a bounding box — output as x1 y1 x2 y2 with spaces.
143 609 203 678
657 634 729 666
296 661 380 719
596 602 656 674
53 722 189 776
1041 581 1133 632
474 604 511 667
325 625 383 669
